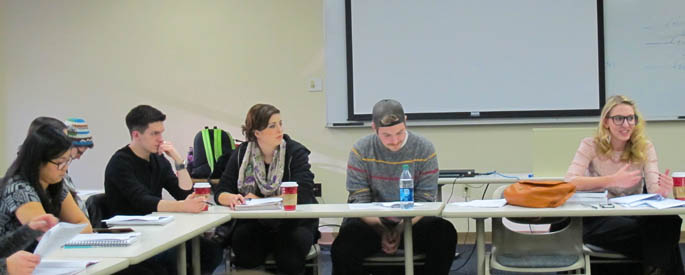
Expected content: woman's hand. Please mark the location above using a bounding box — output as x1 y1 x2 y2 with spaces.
6 251 40 275
244 193 260 200
610 164 642 189
27 214 58 233
655 169 673 197
218 192 246 209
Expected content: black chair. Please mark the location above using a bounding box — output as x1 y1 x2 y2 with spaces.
85 193 110 228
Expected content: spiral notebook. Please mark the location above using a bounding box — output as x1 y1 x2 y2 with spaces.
65 232 141 247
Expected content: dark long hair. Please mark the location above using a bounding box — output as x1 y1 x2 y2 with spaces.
1 124 73 215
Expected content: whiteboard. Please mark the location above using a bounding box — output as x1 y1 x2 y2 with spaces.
325 0 685 125
349 0 601 119
603 0 685 120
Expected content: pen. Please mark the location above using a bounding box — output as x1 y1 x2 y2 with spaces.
205 201 216 206
583 203 598 209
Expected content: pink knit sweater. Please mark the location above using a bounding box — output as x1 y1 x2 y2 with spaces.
565 137 660 198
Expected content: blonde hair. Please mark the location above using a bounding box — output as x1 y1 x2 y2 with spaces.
594 95 649 163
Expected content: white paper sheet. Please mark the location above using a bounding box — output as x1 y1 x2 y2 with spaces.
33 222 87 257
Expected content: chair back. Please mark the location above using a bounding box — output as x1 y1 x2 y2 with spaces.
86 193 110 228
492 217 584 268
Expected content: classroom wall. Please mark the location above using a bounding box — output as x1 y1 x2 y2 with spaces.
1 1 685 233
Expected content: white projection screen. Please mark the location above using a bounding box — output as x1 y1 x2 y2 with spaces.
346 0 604 121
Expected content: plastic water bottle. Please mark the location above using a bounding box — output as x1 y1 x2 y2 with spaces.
399 164 414 209
187 147 194 164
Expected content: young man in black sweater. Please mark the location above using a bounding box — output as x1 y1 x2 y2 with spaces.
104 105 221 274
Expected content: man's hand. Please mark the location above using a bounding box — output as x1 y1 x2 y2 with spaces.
6 251 40 275
158 141 183 164
180 193 207 213
381 226 402 254
27 214 58 233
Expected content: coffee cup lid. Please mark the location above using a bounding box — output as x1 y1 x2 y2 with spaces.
194 182 211 188
281 181 298 188
672 172 685 177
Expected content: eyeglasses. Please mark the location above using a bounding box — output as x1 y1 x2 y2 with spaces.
607 114 637 125
49 157 73 170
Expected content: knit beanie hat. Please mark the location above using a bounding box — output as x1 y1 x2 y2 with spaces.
65 118 94 148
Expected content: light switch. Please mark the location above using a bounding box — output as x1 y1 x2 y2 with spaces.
308 78 322 92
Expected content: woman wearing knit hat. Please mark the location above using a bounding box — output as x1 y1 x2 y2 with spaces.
65 118 94 160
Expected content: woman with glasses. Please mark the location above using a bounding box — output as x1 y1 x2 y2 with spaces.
565 95 682 275
0 124 92 246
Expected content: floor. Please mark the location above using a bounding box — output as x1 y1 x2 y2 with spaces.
215 244 685 275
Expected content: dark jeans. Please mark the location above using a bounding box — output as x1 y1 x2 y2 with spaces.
583 215 684 275
231 218 318 275
331 216 458 275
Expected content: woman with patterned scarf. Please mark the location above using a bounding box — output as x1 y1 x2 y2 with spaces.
214 103 319 275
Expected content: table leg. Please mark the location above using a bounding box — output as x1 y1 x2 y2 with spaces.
403 217 414 275
476 218 485 275
192 237 201 275
177 243 187 275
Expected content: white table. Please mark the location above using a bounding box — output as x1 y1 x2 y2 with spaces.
208 202 445 275
74 258 129 275
442 202 685 275
50 213 231 275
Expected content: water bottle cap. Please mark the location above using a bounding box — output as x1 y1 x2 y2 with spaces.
402 164 409 169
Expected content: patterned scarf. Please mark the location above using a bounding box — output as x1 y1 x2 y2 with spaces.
237 140 286 197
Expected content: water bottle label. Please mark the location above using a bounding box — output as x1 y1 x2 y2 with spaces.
400 188 413 202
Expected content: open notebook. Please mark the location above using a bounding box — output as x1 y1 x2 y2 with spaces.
65 232 141 247
103 215 174 226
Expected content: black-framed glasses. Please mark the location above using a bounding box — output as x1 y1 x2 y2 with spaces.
607 114 637 125
49 157 73 170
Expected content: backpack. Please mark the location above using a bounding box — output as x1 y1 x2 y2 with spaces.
188 127 236 179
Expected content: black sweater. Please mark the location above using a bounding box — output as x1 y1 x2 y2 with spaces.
105 145 192 216
214 134 317 205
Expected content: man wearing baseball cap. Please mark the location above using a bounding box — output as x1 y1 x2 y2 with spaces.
331 99 458 275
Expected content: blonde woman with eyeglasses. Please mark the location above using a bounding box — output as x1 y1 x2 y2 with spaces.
565 95 682 275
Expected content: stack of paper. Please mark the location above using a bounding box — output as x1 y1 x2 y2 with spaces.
65 232 141 247
566 191 608 203
34 259 96 275
609 194 685 209
235 197 283 211
103 215 174 226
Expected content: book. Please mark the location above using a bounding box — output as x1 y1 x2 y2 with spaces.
34 222 87 256
103 215 175 226
235 197 283 211
65 232 141 247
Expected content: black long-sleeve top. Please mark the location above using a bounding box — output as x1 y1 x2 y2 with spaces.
105 145 192 216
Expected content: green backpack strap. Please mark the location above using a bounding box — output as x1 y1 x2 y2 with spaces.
213 128 222 162
201 128 215 171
